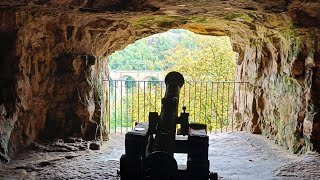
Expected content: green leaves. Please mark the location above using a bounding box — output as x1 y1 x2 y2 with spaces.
108 29 236 81
107 29 238 132
108 29 235 72
164 35 236 81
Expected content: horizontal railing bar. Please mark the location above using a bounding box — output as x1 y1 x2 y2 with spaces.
103 79 249 83
109 70 164 73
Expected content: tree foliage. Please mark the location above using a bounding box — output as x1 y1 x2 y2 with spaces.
107 29 238 132
164 35 236 81
108 29 212 71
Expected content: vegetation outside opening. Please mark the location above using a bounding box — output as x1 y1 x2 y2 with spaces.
105 29 244 133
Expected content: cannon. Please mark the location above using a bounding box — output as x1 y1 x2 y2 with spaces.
120 71 217 180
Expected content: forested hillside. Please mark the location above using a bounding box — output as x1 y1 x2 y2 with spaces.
108 29 236 81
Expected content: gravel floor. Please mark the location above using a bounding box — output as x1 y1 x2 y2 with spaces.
1 131 320 180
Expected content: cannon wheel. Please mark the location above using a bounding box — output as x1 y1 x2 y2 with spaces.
144 151 178 180
209 172 218 180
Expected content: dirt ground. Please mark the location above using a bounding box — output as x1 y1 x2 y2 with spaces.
1 131 320 180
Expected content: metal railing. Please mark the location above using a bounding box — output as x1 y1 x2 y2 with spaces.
104 80 248 133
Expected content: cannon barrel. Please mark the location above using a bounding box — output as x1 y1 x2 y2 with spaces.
155 71 184 154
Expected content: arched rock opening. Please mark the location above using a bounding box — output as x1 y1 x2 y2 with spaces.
0 0 320 162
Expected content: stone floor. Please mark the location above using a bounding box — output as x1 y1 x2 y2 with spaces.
1 131 320 180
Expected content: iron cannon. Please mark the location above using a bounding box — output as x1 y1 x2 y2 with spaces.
120 71 217 180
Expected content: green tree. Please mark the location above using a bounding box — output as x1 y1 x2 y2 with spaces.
107 30 238 132
161 35 237 131
164 35 236 81
107 29 203 71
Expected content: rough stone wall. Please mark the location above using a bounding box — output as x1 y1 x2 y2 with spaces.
0 5 142 161
309 33 320 151
6 13 112 158
0 9 149 161
234 30 320 153
0 9 18 162
0 0 152 11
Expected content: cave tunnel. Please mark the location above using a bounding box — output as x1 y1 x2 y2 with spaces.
1 0 320 179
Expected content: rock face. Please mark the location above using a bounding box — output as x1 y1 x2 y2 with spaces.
8 13 115 155
0 9 18 162
235 30 320 153
0 0 320 161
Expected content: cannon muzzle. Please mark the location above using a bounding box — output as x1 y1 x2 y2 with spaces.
165 71 184 87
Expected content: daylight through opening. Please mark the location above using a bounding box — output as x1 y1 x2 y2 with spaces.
104 29 246 133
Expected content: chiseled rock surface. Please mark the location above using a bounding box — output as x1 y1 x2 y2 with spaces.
233 29 319 154
0 10 19 162
0 0 320 162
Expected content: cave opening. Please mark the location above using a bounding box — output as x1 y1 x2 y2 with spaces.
105 29 240 134
101 29 256 179
1 0 320 179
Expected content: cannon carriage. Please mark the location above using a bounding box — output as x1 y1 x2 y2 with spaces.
120 71 217 180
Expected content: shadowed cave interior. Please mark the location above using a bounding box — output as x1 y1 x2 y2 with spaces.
1 0 320 179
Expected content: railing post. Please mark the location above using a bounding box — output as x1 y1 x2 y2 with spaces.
215 83 219 134
120 80 123 133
